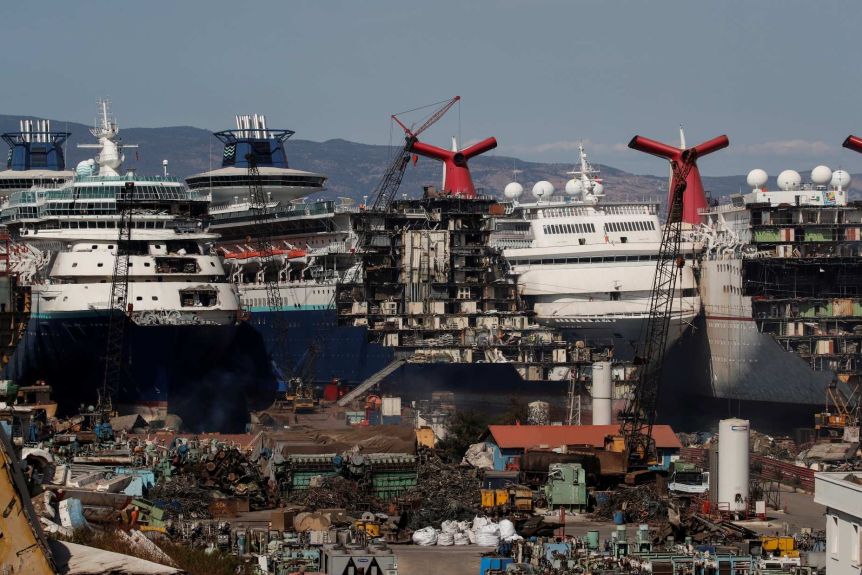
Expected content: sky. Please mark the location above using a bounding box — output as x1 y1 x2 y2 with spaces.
3 0 862 177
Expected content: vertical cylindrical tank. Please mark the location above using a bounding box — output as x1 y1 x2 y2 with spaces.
718 418 750 512
527 401 550 425
591 361 612 425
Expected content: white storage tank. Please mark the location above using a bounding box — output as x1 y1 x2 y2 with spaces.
527 401 550 425
591 361 612 425
718 418 750 512
381 396 401 417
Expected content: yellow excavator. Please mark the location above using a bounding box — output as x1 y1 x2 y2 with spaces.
0 423 56 574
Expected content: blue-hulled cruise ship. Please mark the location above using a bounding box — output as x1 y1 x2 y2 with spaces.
0 103 243 426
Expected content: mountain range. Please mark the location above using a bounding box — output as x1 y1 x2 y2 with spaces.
3 115 857 204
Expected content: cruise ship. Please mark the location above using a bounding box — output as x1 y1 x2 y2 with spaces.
0 102 242 423
188 115 604 414
491 145 700 358
676 163 861 427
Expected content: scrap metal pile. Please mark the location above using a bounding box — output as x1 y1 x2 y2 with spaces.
399 450 483 530
592 484 669 524
169 443 274 511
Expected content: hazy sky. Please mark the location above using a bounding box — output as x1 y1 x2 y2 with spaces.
4 0 862 176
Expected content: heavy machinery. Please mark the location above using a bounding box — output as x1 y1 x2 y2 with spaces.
99 180 135 421
540 463 588 510
0 422 56 573
610 134 729 473
668 461 710 495
368 96 461 212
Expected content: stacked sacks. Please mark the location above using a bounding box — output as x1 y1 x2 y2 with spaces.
412 516 521 546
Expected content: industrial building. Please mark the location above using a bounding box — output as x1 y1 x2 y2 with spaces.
815 471 862 575
482 424 682 471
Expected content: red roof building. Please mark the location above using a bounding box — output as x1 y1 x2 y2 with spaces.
487 424 682 450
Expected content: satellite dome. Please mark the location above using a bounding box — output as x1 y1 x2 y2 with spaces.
504 182 524 199
811 165 833 186
565 179 584 196
75 159 96 177
532 180 554 200
746 169 768 189
777 170 802 191
592 182 604 196
831 169 852 190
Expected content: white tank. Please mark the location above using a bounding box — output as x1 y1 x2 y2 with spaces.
532 180 554 200
565 178 584 196
777 170 802 191
718 418 750 512
504 182 524 199
591 361 612 425
810 165 832 186
746 169 768 189
832 170 852 191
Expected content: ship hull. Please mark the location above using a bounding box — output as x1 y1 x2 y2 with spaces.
240 307 571 413
3 311 238 424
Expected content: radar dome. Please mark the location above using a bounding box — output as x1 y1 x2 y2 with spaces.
565 179 584 196
504 182 524 199
777 170 802 191
532 180 554 200
75 159 96 177
746 169 768 189
592 182 604 196
811 165 833 186
832 170 852 190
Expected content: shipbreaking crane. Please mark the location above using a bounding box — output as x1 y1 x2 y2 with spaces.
100 180 135 417
618 134 729 469
369 96 461 211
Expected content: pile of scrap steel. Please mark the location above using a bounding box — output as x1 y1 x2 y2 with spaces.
398 449 483 530
592 484 669 524
168 442 275 511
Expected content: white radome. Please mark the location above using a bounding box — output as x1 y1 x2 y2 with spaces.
777 170 802 191
810 165 832 186
532 180 554 199
746 169 768 189
831 170 852 190
565 179 584 196
592 182 604 196
504 182 524 199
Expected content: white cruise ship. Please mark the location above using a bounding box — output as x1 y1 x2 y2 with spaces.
491 145 701 355
0 101 241 421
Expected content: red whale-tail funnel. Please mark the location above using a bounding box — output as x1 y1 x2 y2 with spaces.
628 134 729 224
844 135 862 154
411 137 498 198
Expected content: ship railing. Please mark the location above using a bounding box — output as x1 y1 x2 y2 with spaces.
75 175 183 183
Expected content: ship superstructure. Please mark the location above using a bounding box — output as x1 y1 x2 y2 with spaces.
0 120 74 193
0 102 241 422
191 115 615 414
693 165 859 414
491 145 700 355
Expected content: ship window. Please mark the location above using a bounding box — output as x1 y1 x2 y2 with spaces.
72 262 77 267
97 262 104 267
210 261 216 267
136 296 143 301
91 245 97 249
152 296 158 301
621 237 627 243
579 238 586 245
610 292 621 301
145 262 151 267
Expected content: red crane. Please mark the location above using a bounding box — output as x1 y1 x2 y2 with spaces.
370 96 461 211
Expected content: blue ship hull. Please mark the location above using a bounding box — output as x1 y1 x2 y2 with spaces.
4 311 240 428
243 308 570 413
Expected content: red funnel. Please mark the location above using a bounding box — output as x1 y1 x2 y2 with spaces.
628 134 729 224
411 137 498 198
